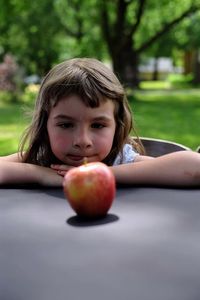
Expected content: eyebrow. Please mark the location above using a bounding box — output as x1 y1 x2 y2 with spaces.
53 114 113 122
53 115 75 120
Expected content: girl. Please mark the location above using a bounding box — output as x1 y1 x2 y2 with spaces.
0 58 200 186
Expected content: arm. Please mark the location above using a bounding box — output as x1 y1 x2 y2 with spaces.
49 151 200 187
0 161 63 186
111 151 200 187
0 152 23 162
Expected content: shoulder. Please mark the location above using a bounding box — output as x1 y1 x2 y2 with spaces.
0 152 23 162
113 144 139 165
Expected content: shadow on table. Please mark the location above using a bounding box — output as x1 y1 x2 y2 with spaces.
67 213 119 227
44 187 65 199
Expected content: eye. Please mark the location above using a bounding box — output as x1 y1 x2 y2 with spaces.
57 122 74 129
91 123 105 129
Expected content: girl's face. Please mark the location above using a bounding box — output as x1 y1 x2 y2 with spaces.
47 94 116 166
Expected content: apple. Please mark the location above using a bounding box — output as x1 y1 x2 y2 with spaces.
63 162 116 218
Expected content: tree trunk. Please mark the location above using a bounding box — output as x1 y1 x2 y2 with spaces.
112 48 140 88
193 50 200 84
183 51 195 75
152 58 159 81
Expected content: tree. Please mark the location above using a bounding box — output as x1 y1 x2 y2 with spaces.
54 0 108 60
57 0 200 87
99 0 200 87
0 0 64 76
172 11 200 83
1 0 200 86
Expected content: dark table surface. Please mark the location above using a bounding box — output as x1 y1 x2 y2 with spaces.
0 186 200 300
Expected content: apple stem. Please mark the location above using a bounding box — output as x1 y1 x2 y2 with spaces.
83 157 88 165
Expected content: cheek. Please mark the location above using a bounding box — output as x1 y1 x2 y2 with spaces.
48 132 71 154
95 131 115 157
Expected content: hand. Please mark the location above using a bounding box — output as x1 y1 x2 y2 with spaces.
51 164 76 177
37 166 64 186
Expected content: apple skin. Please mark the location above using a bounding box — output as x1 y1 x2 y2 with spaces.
63 162 116 218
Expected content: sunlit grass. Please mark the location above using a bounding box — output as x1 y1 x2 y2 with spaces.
0 97 33 156
140 81 171 90
130 89 200 150
0 125 26 155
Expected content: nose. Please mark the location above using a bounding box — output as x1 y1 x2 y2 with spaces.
73 128 92 149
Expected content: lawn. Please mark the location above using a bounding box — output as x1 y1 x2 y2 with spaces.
0 101 31 155
0 88 35 156
0 85 199 156
130 88 200 150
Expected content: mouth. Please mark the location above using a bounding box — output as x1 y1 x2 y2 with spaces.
67 154 98 164
67 155 85 162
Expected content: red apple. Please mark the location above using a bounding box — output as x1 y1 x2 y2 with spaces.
63 162 116 218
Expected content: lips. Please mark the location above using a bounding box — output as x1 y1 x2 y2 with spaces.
67 154 98 164
67 155 84 162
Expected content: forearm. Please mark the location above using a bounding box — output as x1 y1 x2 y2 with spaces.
0 162 63 186
111 151 200 187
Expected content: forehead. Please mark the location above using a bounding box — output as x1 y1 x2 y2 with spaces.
49 94 116 119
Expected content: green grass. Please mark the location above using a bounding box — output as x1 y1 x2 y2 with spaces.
140 81 171 90
130 89 200 150
0 101 31 155
0 85 200 156
0 88 35 156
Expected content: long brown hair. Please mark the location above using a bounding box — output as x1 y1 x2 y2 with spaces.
20 58 144 166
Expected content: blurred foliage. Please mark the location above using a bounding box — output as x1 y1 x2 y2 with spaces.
0 0 64 76
167 73 195 88
0 0 200 87
140 74 197 89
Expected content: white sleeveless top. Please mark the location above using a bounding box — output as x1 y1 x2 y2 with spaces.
113 144 139 166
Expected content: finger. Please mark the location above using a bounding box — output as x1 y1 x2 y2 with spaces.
50 164 59 170
57 170 67 176
51 164 68 171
